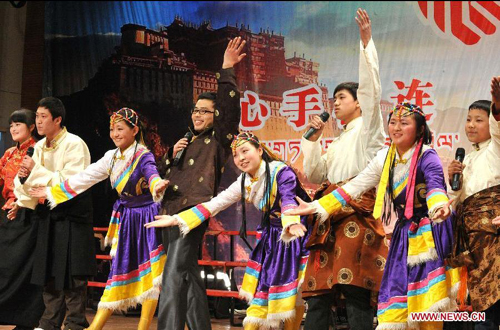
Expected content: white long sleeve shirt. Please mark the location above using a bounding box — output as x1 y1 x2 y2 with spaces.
301 38 385 185
450 111 500 203
14 128 91 209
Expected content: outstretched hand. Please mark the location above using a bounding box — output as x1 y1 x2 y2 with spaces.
29 186 47 199
144 215 178 228
286 197 316 216
222 37 247 69
432 199 453 222
355 8 372 49
154 179 169 198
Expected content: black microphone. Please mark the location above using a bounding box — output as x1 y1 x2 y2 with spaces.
19 146 34 184
303 112 330 140
451 147 466 191
173 132 194 166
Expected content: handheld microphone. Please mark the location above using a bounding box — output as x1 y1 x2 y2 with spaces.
173 132 194 166
303 112 330 140
19 146 34 184
451 147 465 191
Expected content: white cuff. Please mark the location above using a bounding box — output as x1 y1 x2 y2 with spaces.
312 200 329 224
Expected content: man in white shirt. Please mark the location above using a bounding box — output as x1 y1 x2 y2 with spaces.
13 97 95 330
300 9 387 330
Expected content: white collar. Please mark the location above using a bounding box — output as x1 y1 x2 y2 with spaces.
472 139 490 152
343 116 362 132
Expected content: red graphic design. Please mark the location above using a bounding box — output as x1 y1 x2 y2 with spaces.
417 1 500 45
279 84 325 131
287 140 302 164
436 132 460 151
239 91 271 131
271 140 288 160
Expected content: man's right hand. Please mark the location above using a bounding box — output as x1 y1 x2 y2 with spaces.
491 76 500 115
448 160 464 185
173 138 189 159
355 8 372 49
304 115 325 142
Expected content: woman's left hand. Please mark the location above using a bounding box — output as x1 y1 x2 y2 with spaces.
7 203 19 221
286 197 316 216
432 199 453 222
154 179 169 198
144 215 178 228
288 223 307 238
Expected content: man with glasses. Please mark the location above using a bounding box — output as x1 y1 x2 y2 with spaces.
156 37 245 330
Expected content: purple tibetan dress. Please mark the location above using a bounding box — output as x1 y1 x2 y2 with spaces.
46 142 166 311
171 161 310 328
376 149 460 329
314 146 462 329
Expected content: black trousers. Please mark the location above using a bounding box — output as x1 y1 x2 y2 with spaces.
157 221 211 330
38 277 89 330
475 300 500 330
304 284 374 330
0 209 44 328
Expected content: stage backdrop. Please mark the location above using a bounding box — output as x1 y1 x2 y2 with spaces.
43 1 500 270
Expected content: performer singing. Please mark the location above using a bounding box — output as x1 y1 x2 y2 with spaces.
30 108 168 330
0 109 43 330
300 9 387 330
147 132 310 330
447 77 500 329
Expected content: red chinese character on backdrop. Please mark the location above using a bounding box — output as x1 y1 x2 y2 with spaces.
239 91 271 131
391 79 436 124
279 84 324 131
288 140 302 164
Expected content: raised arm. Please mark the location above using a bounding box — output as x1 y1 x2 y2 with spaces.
356 9 385 157
213 37 245 151
490 76 500 154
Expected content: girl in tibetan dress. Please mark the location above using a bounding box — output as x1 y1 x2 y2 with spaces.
147 132 310 330
30 108 168 330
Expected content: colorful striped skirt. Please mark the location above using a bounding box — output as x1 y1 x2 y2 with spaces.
376 215 461 329
99 199 166 311
239 220 309 328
